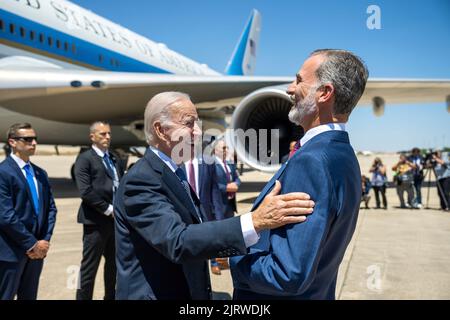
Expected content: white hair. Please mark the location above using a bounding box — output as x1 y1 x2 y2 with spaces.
89 121 110 133
144 91 191 144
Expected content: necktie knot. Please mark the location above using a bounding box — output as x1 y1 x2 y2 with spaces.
24 163 31 173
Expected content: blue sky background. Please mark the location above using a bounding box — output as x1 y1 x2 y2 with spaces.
72 0 450 152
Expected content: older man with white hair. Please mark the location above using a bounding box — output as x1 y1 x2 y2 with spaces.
113 91 315 300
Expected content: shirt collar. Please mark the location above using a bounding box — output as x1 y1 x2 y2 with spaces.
149 146 178 173
92 144 109 158
215 156 229 164
10 153 30 169
300 123 346 147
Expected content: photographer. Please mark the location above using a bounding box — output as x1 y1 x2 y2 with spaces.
361 175 372 209
432 151 450 211
392 154 417 209
370 157 388 209
408 148 424 208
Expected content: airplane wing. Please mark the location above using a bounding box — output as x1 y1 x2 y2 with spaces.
359 79 450 105
0 68 292 124
1 69 449 124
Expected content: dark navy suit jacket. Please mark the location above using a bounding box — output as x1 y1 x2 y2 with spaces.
214 160 241 219
181 158 222 221
230 130 361 299
0 156 57 262
114 149 247 300
74 148 124 225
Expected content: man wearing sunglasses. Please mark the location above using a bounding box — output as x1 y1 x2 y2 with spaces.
0 123 57 300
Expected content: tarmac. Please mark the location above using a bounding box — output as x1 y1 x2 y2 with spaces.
1 149 449 300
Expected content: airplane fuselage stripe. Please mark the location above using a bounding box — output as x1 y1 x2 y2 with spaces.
0 8 172 74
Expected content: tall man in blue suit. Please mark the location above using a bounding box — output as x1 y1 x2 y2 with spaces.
230 49 369 299
0 123 57 300
114 92 315 300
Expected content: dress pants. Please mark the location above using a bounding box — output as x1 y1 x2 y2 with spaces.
224 198 236 219
0 256 43 300
76 221 116 300
437 177 450 210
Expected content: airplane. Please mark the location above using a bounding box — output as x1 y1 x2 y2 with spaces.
1 0 449 172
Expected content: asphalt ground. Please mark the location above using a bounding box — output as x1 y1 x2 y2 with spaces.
1 150 449 299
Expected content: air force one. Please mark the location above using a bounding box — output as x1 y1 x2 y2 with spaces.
1 0 449 171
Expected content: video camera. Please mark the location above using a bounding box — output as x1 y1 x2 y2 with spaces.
423 150 438 167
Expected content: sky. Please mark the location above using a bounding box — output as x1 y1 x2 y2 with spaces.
71 0 450 152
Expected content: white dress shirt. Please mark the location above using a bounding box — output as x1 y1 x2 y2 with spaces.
11 154 39 199
300 123 346 147
215 156 234 182
150 147 259 248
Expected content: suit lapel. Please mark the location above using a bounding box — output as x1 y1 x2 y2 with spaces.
198 161 204 195
91 148 114 180
110 152 121 179
33 167 47 230
7 157 38 215
251 131 351 252
251 161 289 211
144 149 201 223
34 167 44 213
161 166 202 223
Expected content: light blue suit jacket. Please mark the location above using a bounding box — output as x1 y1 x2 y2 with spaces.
230 130 361 299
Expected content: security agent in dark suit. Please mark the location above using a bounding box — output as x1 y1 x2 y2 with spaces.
231 49 369 300
114 92 315 300
74 121 124 300
0 123 57 300
213 140 241 220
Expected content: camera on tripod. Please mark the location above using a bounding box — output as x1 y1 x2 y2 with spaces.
423 150 438 168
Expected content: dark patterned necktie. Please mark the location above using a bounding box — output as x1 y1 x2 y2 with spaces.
175 167 202 222
103 153 115 178
188 160 197 194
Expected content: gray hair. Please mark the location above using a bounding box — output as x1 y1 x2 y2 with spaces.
89 121 110 133
144 91 191 144
310 49 369 115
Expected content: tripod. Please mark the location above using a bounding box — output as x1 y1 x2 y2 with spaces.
424 165 449 209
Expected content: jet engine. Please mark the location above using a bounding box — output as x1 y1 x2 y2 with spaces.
230 85 303 172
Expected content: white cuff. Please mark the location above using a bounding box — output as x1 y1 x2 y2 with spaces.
240 212 260 248
27 241 38 253
104 205 114 216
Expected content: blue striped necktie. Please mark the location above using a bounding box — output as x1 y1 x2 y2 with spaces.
103 153 115 178
24 164 39 215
